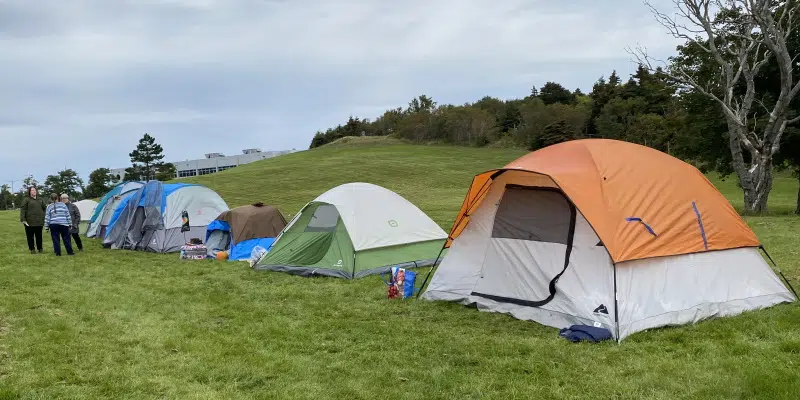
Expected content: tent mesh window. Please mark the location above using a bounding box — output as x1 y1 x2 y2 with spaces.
304 204 340 232
491 186 572 244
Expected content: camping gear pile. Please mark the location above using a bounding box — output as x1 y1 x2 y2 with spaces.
180 243 208 260
83 139 797 341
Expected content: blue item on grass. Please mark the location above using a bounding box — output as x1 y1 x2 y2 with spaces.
403 270 417 298
559 325 613 343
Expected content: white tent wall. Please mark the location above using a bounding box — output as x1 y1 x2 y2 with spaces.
146 226 209 253
314 182 447 251
422 171 618 333
616 247 795 340
74 200 98 222
163 186 227 229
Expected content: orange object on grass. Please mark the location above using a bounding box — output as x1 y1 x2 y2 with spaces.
446 139 759 263
216 251 229 261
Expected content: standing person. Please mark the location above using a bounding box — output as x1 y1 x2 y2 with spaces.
62 194 83 251
45 193 74 256
20 187 47 254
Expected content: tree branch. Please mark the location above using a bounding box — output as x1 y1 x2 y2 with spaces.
638 48 745 125
642 0 800 173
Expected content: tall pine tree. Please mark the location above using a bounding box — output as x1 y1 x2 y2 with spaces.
126 133 166 181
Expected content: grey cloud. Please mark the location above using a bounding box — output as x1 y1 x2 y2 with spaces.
0 0 681 184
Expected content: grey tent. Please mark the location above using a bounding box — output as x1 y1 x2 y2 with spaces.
103 181 229 253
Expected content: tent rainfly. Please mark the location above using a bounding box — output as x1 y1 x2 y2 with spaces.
255 182 447 279
420 139 797 341
86 181 144 238
206 203 288 260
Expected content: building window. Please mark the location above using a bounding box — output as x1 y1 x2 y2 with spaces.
217 165 236 172
198 167 217 176
178 170 197 178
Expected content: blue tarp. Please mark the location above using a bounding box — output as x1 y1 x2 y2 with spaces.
205 219 276 261
230 237 276 260
206 220 230 236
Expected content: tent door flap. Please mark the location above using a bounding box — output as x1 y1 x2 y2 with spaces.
471 185 577 308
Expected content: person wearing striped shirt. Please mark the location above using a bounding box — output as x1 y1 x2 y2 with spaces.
45 193 75 256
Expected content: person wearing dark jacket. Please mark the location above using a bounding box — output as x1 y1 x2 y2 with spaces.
62 194 83 251
45 193 74 256
20 187 47 254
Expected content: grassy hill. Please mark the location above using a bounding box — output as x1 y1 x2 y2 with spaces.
179 138 529 225
182 137 799 222
0 140 798 399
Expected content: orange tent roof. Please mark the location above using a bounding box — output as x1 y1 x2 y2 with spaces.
447 139 759 263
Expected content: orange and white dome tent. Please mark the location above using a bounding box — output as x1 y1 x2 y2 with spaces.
420 139 796 341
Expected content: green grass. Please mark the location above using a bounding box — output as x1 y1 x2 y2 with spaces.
1 141 799 399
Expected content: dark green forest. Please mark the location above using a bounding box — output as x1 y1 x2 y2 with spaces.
310 67 686 155
309 66 800 212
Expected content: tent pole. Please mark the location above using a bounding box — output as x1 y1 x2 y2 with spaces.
612 262 621 343
760 245 799 300
416 244 447 299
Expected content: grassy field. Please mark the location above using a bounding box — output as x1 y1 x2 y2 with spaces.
0 140 798 399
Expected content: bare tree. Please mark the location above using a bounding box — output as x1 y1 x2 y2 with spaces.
632 0 800 213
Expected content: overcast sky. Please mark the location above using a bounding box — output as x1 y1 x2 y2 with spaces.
0 0 681 188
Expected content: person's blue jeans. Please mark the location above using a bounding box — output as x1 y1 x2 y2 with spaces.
49 224 74 256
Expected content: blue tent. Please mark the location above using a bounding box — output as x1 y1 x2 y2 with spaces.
86 181 144 238
102 181 229 253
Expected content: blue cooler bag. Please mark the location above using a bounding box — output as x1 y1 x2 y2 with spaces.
403 270 417 298
381 268 418 299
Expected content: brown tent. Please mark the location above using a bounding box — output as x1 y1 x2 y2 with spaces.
217 203 287 242
206 203 287 260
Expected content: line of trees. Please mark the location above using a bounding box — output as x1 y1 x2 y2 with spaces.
1 134 174 210
0 171 89 211
310 1 800 214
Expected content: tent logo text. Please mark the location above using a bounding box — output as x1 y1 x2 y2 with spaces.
388 220 398 227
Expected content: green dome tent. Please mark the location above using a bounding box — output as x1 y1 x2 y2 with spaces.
254 182 447 279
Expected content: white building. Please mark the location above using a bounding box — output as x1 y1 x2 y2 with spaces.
110 148 296 181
